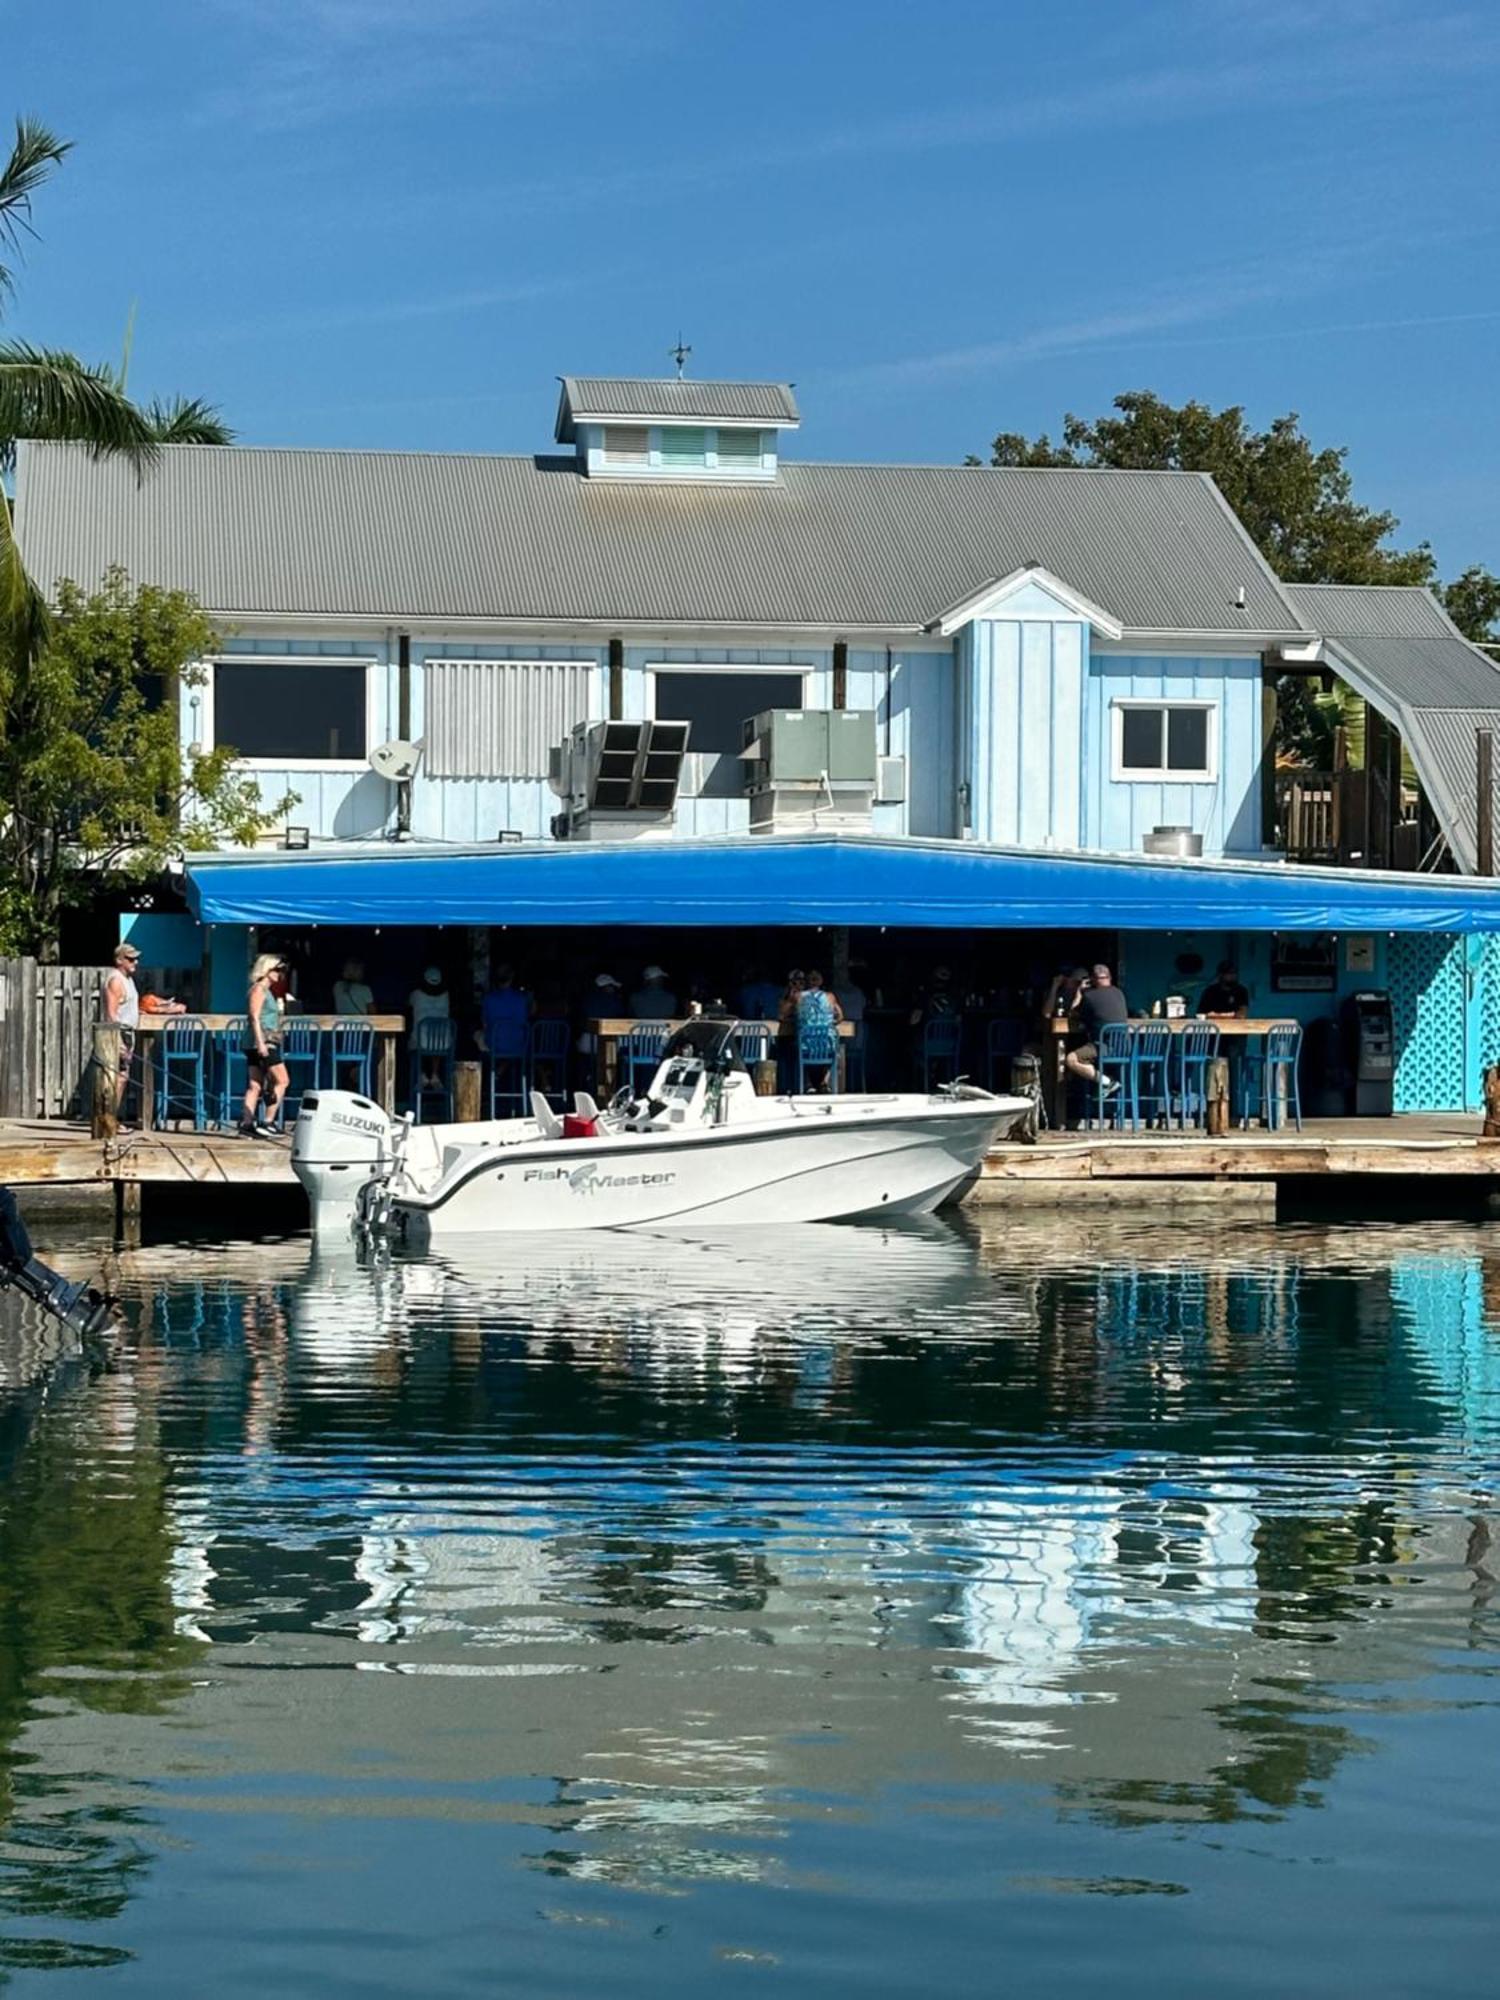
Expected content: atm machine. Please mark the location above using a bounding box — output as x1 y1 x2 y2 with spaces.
1341 991 1396 1117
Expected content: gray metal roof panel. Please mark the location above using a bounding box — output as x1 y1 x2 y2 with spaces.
1283 580 1460 640
16 442 1306 637
1324 634 1500 710
556 376 800 439
1398 707 1500 873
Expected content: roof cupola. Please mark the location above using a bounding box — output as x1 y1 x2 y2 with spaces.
555 374 799 482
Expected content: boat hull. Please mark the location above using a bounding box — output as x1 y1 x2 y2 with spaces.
388 1101 1011 1244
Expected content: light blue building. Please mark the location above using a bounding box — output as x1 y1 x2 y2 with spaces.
17 373 1500 1109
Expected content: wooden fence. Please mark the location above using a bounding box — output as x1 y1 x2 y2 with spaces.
0 958 108 1121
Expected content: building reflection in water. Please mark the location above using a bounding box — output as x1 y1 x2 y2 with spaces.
1 1217 1498 1933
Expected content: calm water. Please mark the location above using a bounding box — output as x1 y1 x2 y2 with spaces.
2 1214 1500 1995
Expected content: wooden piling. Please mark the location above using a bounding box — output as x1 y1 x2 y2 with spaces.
114 1178 142 1249
1484 1064 1500 1141
454 1060 482 1122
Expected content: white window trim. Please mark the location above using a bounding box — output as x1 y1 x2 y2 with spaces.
202 655 378 771
1110 697 1219 783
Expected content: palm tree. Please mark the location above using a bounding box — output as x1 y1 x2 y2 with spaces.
0 116 232 655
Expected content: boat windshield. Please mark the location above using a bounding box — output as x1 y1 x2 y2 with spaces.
664 1017 743 1071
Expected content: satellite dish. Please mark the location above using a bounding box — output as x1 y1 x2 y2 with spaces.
369 739 422 783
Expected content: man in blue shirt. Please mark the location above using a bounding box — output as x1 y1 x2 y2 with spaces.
479 965 531 1060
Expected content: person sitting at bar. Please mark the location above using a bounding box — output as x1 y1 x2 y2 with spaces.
736 964 783 1021
1199 960 1250 1018
795 969 844 1092
408 965 452 1092
478 963 531 1102
908 964 958 1027
1040 965 1090 1025
630 965 677 1020
334 958 374 1015
1064 963 1130 1100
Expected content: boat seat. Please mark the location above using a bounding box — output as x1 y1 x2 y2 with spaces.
531 1091 564 1139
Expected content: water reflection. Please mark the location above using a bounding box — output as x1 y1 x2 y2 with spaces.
1 1216 1498 1989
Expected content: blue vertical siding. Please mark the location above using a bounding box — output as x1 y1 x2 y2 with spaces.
845 647 955 839
959 618 1086 847
1085 653 1262 858
204 636 604 843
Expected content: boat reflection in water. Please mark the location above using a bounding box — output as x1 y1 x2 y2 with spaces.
2 1216 1498 1984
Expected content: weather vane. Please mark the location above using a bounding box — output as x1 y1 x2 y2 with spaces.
669 334 692 379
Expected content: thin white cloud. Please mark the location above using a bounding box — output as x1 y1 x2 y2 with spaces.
827 280 1290 390
198 275 577 343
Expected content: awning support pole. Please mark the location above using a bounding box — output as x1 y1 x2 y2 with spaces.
1479 729 1494 877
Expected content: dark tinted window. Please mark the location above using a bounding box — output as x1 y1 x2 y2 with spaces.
653 672 805 756
1167 707 1210 772
214 662 367 761
1119 706 1163 771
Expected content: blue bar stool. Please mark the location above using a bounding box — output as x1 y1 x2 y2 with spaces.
527 1018 571 1109
154 1016 208 1129
215 1019 248 1128
624 1024 669 1095
408 1017 457 1123
279 1018 324 1122
919 1017 962 1088
1089 1021 1134 1129
1172 1021 1221 1131
737 1023 774 1075
1127 1022 1173 1131
1241 1022 1303 1130
329 1021 375 1097
797 1023 840 1092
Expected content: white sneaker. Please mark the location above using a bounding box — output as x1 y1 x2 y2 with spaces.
1100 1077 1120 1098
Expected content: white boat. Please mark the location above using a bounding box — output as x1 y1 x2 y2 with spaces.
292 1019 1029 1243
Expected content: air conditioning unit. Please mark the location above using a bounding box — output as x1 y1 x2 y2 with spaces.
548 719 691 839
739 709 878 833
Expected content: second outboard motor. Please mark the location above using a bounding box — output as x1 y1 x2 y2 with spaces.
291 1090 396 1237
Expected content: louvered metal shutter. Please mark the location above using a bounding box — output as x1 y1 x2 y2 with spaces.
659 426 707 467
715 427 762 465
424 660 595 779
603 425 649 464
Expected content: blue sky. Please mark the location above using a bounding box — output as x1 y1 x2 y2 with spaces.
8 0 1498 571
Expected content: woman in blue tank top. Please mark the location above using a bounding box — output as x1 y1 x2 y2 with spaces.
240 953 290 1139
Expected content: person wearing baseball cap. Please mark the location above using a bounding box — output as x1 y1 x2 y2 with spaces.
629 964 677 1021
102 941 143 1118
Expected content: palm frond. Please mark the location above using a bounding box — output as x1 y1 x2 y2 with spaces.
0 342 158 471
0 491 52 680
0 118 71 304
143 394 235 445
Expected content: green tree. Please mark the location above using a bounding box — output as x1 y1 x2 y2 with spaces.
1440 564 1500 648
0 568 294 956
977 391 1499 759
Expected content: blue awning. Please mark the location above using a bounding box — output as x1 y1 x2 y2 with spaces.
185 835 1500 933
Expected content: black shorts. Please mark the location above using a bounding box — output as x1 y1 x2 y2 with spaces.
244 1041 285 1075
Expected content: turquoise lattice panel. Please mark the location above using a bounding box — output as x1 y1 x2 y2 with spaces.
1391 932 1466 1111
1479 934 1500 1082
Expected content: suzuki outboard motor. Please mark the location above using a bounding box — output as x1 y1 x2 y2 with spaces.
291 1090 396 1238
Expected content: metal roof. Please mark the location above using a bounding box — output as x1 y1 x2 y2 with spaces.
1284 580 1459 641
556 376 800 440
16 442 1307 638
1284 583 1500 872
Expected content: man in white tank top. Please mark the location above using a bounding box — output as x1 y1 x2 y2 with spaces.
102 941 142 1115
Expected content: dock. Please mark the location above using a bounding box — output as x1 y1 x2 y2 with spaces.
2 1113 1495 1241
